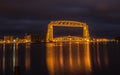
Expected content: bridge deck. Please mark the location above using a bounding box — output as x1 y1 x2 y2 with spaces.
52 36 89 42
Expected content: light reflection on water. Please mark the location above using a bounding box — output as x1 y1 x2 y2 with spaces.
0 42 119 75
46 42 91 75
25 43 30 71
0 43 31 75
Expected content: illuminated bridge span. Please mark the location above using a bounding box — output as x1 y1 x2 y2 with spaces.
53 36 89 42
46 20 90 42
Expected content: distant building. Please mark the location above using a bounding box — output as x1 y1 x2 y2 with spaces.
24 34 44 43
0 39 4 44
24 35 31 43
4 36 14 43
115 36 120 41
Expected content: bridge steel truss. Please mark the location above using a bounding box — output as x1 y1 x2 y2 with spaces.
46 20 90 42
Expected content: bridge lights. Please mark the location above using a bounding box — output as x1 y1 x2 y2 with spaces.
86 39 89 42
46 20 90 42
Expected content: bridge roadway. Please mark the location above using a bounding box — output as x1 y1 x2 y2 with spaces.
51 36 89 42
47 35 115 42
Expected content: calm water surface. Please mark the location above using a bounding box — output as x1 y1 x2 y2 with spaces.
0 42 120 75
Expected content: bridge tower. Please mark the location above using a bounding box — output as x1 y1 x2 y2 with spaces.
46 24 54 42
46 20 90 42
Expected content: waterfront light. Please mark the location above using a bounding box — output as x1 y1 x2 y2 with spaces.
13 39 16 43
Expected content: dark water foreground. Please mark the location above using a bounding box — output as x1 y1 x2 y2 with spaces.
0 42 120 75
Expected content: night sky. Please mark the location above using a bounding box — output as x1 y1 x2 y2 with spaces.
0 0 120 38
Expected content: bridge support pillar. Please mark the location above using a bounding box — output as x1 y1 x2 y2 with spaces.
46 24 53 42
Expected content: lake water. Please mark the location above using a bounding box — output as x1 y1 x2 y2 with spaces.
0 42 120 75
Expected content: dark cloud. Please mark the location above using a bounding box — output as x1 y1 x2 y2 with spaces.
0 0 120 37
0 0 120 20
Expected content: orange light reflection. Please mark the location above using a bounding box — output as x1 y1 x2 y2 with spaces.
46 42 91 75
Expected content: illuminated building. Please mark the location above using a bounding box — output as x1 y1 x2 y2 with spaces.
4 36 14 43
24 34 44 43
24 35 31 43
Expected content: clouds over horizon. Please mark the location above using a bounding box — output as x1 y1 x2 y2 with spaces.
0 0 120 20
0 0 120 37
